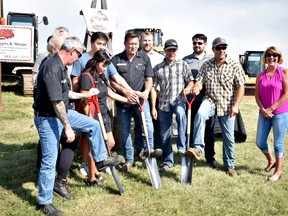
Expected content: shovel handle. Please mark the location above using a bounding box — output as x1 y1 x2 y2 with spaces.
184 94 195 136
92 95 108 141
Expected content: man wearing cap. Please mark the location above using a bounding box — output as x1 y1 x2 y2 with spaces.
151 39 194 173
187 37 246 177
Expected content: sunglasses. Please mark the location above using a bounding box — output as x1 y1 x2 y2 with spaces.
265 53 279 58
193 42 203 46
74 49 82 58
215 46 227 51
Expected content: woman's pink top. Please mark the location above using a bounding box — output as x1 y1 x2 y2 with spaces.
259 66 288 114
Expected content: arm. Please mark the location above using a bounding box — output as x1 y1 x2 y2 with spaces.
183 81 194 96
137 77 153 100
68 88 99 100
192 81 203 95
267 68 288 112
52 101 75 143
107 88 130 104
230 85 245 117
110 79 139 103
150 87 158 120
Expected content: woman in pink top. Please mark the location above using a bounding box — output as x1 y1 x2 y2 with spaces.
255 46 288 182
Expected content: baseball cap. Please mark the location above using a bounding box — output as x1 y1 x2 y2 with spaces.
212 37 228 48
164 39 178 50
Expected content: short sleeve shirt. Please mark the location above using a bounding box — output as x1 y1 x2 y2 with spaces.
33 53 70 116
197 57 246 116
153 59 194 112
71 52 117 79
111 50 154 92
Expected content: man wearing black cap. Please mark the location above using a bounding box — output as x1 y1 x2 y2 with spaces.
187 37 246 177
151 39 194 173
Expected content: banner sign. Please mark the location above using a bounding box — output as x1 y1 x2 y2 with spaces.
81 8 118 33
0 25 34 63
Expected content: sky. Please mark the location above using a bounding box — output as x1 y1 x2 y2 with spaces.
3 0 288 67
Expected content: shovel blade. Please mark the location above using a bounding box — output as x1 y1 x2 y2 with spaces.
110 166 124 195
181 155 194 184
145 157 162 188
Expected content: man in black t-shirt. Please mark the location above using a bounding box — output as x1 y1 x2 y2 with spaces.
33 36 123 216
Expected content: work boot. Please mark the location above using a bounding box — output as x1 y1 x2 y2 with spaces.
96 155 124 172
36 204 63 216
53 178 74 200
186 147 201 160
150 148 162 158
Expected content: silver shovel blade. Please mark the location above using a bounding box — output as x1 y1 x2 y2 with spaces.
145 157 162 188
181 155 194 184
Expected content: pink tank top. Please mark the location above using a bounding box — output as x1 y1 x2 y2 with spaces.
259 66 288 114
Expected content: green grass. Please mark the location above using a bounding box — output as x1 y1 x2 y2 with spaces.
0 91 288 216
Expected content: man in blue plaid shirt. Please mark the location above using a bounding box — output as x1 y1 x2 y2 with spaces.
187 37 246 177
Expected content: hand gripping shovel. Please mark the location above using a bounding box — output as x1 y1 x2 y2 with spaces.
137 100 162 188
93 95 124 195
181 94 195 184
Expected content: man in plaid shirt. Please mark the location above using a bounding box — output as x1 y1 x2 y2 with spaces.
151 39 194 173
187 37 246 177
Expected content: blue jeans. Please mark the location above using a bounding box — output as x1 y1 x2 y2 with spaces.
34 109 106 205
193 100 236 168
116 100 154 164
256 112 288 158
158 100 186 167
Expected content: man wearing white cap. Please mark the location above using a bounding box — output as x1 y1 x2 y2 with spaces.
187 37 246 177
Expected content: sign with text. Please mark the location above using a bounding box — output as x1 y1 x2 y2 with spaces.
81 8 118 33
0 25 34 63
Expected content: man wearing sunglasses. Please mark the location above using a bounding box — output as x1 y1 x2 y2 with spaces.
187 37 246 177
183 33 217 169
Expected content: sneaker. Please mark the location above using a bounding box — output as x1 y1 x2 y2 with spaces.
186 148 201 160
159 165 171 173
150 148 162 158
226 168 238 177
177 149 185 155
36 204 63 216
95 155 124 172
105 167 112 175
86 174 105 186
123 162 133 172
79 163 88 177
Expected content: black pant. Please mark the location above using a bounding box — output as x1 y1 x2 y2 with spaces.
190 100 215 162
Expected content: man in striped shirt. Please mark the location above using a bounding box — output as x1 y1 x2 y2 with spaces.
151 39 194 173
187 37 246 177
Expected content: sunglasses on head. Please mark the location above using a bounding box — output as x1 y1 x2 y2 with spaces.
265 53 279 58
215 46 227 51
193 42 203 46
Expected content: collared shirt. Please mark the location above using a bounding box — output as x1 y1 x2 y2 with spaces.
183 52 213 101
197 57 246 116
33 53 70 116
153 59 194 112
111 50 153 92
142 50 164 68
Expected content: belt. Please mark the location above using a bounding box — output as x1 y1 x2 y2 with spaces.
34 111 55 117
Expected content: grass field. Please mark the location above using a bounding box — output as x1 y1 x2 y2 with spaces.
0 90 288 216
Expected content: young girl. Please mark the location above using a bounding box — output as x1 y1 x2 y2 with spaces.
79 50 130 185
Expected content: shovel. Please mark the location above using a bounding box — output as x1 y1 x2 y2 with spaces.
93 95 124 195
137 100 162 188
181 94 195 185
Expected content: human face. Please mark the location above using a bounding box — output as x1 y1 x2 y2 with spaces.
265 51 279 66
213 45 227 63
91 38 107 53
165 48 177 64
124 37 139 56
67 48 83 66
192 38 206 55
95 61 108 75
141 34 153 53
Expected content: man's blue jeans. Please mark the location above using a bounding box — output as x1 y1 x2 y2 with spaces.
34 109 106 205
256 112 288 158
158 100 186 168
116 100 154 164
193 99 236 168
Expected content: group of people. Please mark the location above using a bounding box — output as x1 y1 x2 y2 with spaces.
32 26 288 215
